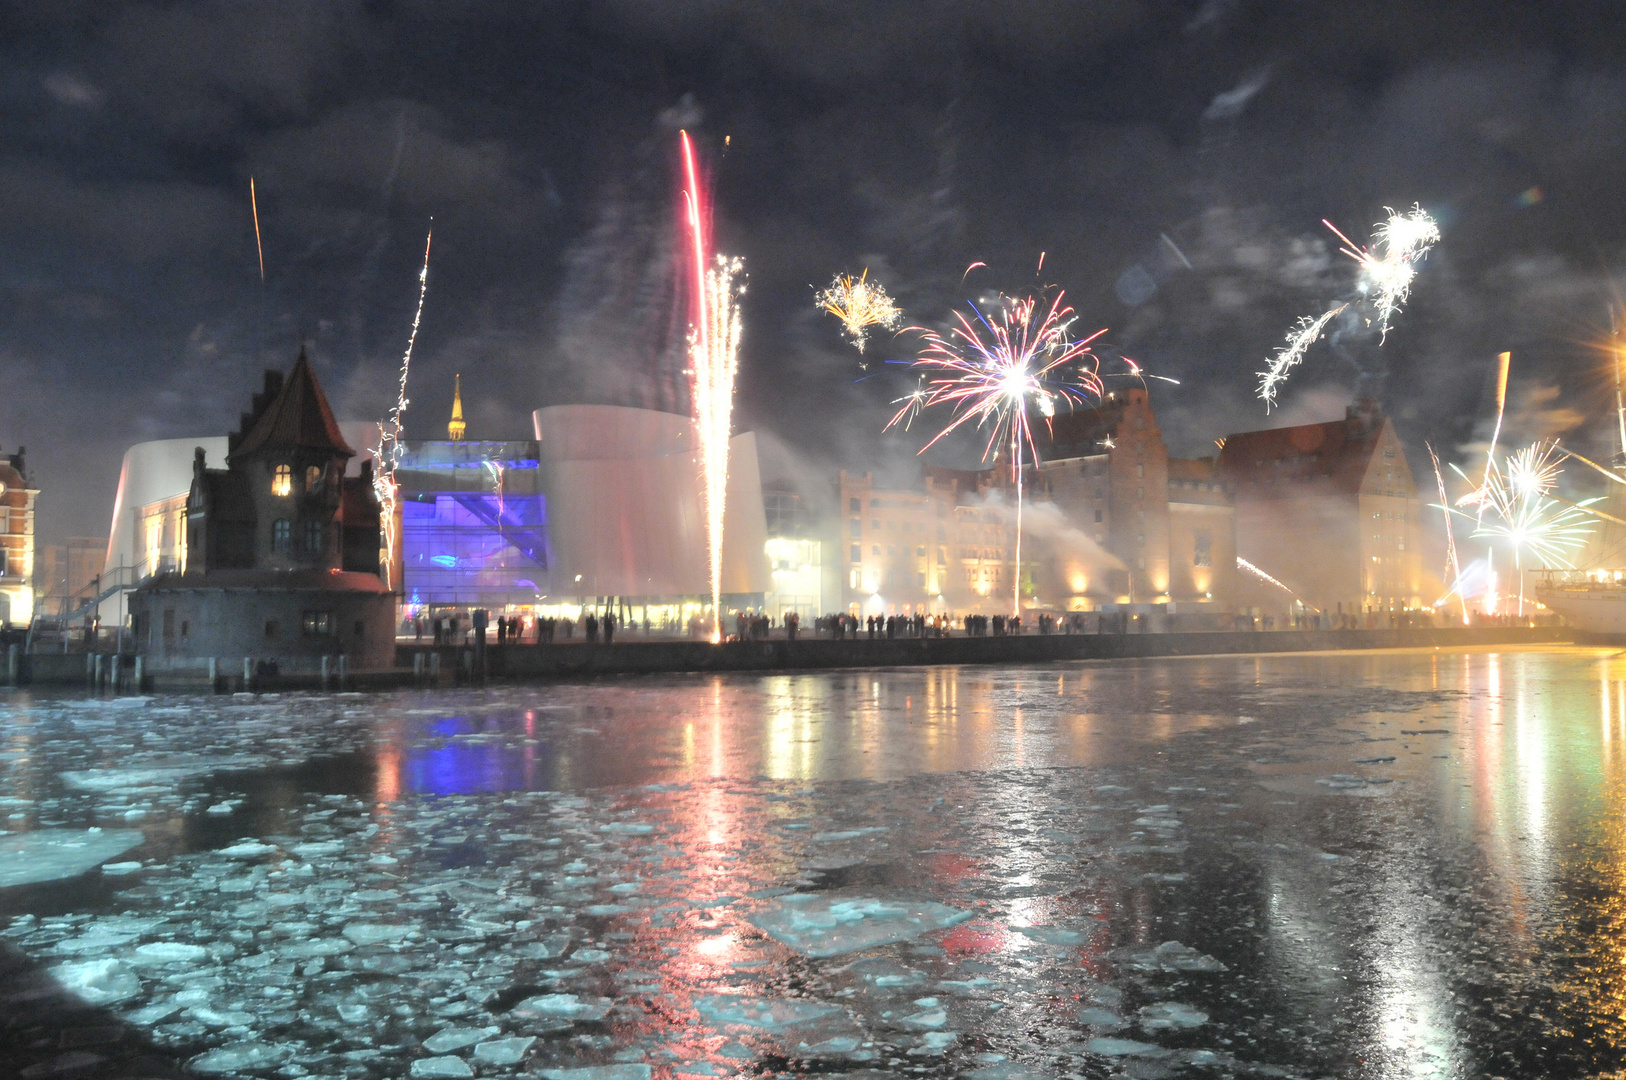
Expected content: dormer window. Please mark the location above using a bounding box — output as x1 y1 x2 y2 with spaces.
305 465 323 493
272 464 292 497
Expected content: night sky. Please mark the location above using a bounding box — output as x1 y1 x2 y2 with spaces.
5 1 1626 543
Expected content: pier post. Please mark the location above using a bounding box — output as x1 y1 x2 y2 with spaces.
93 653 103 689
413 652 424 686
243 656 252 691
208 657 218 692
134 655 144 692
337 655 347 691
430 652 440 686
5 644 17 687
321 655 330 692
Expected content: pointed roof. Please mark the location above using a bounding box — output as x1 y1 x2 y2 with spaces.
448 373 466 441
1216 404 1395 499
231 347 355 460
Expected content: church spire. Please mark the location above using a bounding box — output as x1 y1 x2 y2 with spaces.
448 374 466 441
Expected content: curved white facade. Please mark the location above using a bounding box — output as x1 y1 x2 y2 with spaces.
101 423 382 621
533 404 769 599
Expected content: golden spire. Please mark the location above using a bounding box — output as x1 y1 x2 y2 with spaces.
448 373 466 441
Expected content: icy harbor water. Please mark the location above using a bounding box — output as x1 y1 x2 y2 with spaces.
3 649 1626 1078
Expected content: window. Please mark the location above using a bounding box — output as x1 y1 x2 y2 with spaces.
849 497 861 513
869 498 880 508
1382 446 1396 459
1194 530 1212 568
305 465 324 493
850 518 861 538
1093 488 1103 500
937 525 946 541
916 546 926 557
305 520 326 553
872 545 881 557
272 519 292 552
272 464 292 497
301 611 331 636
849 569 861 588
1136 533 1144 546
1095 510 1103 523
918 572 926 587
872 520 881 531
850 544 861 561
0 549 6 577
264 620 279 639
938 547 946 564
1137 463 1145 478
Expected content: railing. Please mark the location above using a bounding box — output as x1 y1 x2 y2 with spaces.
1534 569 1626 591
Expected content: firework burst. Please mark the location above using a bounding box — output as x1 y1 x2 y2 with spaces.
1446 439 1598 612
1257 204 1438 406
889 288 1106 615
817 269 902 354
371 224 433 591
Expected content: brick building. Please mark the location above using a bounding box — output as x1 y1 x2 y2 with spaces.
1217 399 1424 615
838 387 1238 615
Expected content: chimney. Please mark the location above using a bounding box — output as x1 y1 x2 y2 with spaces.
1346 397 1381 437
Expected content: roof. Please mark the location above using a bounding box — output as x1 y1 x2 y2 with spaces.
1216 409 1386 498
230 348 355 461
1166 457 1217 483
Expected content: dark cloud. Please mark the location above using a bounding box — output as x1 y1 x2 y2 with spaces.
2 0 1626 551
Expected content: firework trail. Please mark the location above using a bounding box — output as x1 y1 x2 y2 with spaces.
1426 441 1467 623
1237 556 1315 610
1257 205 1438 406
889 287 1106 616
1479 351 1512 516
890 374 930 431
372 223 433 590
680 130 745 642
1257 305 1346 406
250 177 265 283
1446 439 1598 613
817 269 902 354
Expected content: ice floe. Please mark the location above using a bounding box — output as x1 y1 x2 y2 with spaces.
0 828 144 887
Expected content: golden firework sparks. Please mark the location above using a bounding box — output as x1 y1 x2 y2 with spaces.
817 269 902 353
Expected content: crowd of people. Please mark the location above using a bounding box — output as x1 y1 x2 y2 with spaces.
407 603 1502 646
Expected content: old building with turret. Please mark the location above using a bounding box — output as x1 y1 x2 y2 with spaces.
130 349 394 671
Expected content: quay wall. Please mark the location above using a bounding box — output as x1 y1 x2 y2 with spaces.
2 627 1576 690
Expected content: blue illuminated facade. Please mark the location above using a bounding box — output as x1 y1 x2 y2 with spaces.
395 440 549 610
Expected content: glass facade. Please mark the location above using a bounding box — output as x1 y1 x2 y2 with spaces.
396 441 547 610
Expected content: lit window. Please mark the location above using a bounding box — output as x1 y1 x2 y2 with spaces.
305 465 323 493
272 519 292 552
301 611 331 636
272 464 292 497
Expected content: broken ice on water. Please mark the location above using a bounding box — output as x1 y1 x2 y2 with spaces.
0 652 1612 1078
